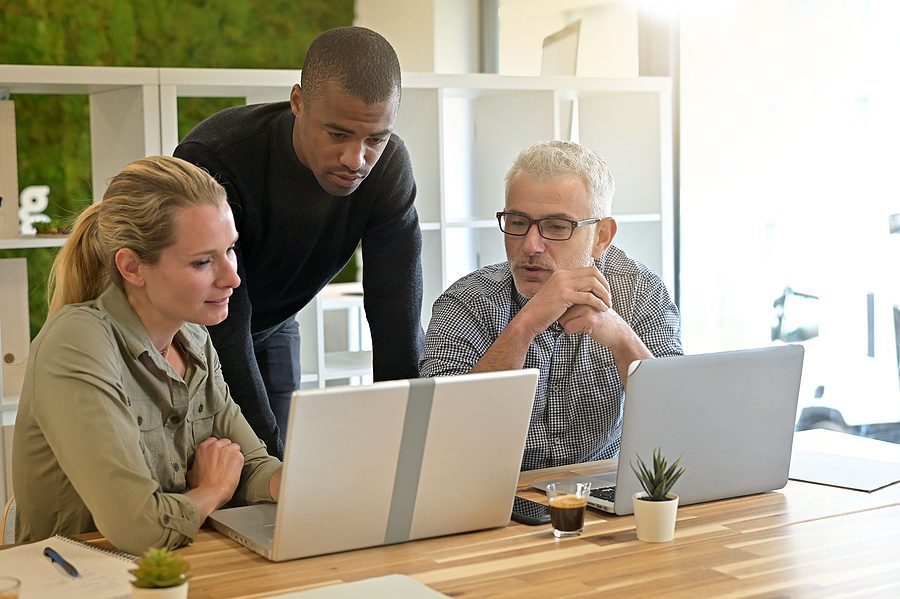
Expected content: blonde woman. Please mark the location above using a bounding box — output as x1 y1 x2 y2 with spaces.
13 156 282 554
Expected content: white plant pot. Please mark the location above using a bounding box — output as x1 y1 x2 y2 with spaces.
632 492 679 542
131 581 189 599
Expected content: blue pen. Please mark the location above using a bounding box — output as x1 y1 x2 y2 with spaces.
43 546 80 577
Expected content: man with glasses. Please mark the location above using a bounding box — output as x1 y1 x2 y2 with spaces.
420 141 681 470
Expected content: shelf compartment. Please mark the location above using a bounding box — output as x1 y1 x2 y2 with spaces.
442 89 557 223
323 350 373 381
444 227 505 288
578 91 667 216
394 87 442 224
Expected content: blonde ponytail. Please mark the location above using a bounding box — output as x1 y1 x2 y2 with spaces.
48 203 109 315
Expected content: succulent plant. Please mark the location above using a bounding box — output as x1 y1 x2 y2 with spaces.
631 447 685 501
129 548 189 589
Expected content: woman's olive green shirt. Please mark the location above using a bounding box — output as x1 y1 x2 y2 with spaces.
12 285 281 554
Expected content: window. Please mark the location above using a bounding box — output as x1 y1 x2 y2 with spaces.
493 0 900 440
680 0 900 439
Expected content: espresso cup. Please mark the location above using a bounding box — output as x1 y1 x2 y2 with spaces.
546 481 591 538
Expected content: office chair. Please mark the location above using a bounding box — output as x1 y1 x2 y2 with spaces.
1 495 14 545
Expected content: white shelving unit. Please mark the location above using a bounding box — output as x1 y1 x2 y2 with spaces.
394 72 674 325
0 67 674 491
0 64 162 205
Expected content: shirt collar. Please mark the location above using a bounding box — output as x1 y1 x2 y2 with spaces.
95 285 206 362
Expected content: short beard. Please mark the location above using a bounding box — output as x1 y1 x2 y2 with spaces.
509 245 596 299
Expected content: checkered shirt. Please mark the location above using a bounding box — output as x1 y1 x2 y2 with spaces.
420 245 683 470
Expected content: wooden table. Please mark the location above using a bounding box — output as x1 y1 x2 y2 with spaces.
176 460 900 598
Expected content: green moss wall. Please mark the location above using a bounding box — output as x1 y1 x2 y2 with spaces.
0 1 354 337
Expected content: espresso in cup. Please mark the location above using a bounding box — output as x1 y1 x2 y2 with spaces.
549 493 587 532
545 481 591 538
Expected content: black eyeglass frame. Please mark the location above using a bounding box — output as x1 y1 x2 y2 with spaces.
495 211 603 241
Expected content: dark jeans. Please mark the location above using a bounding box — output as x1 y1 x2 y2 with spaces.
251 316 301 446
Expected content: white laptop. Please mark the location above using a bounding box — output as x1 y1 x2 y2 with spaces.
208 369 539 561
531 345 805 515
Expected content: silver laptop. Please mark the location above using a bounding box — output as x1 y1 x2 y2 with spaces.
208 369 538 561
531 345 804 515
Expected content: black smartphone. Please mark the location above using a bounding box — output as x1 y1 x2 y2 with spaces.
510 496 552 525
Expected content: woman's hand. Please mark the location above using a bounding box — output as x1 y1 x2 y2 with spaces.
185 437 245 519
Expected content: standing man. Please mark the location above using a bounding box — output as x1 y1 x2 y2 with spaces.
420 141 681 470
175 27 423 458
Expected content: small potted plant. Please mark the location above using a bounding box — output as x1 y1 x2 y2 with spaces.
129 547 190 598
631 447 685 542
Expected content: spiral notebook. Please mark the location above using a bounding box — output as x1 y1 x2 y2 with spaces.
0 534 135 598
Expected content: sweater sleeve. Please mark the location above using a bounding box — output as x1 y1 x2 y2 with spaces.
206 342 281 505
361 138 425 381
174 140 284 458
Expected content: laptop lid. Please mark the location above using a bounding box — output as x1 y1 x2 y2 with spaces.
532 345 804 515
210 369 538 561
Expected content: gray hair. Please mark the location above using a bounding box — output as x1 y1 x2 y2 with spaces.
301 26 401 105
504 140 615 217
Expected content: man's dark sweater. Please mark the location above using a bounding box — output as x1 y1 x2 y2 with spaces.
175 102 424 456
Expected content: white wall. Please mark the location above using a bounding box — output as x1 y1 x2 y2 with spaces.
434 0 480 73
354 0 479 73
498 0 638 76
679 0 900 424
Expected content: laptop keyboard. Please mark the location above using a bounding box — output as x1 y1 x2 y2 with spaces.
590 486 616 502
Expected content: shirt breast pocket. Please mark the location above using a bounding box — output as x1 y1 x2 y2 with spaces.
570 364 623 435
186 400 214 445
131 399 164 473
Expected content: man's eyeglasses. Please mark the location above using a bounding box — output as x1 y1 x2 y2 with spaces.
496 211 602 241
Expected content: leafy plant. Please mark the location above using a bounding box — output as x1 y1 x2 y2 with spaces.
631 447 685 501
32 218 73 235
129 547 189 589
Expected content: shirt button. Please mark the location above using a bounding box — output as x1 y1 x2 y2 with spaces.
553 436 562 445
172 462 180 472
198 404 204 413
169 416 180 425
136 416 143 425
